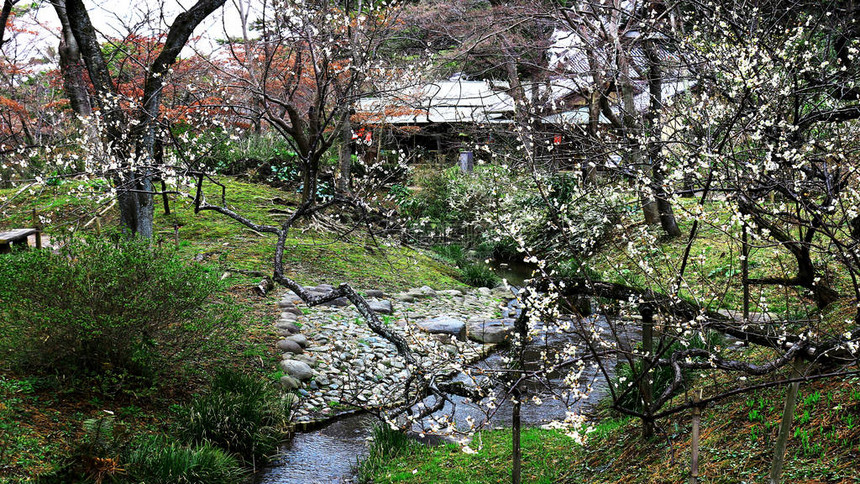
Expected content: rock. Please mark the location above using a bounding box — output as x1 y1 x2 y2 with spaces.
280 311 298 321
280 304 304 316
275 321 300 334
437 289 464 296
279 375 301 390
368 299 393 315
408 286 436 298
322 297 350 307
277 339 304 354
293 354 317 367
477 287 492 296
286 333 310 348
468 318 515 344
280 359 314 381
417 316 466 340
365 289 385 298
395 294 416 303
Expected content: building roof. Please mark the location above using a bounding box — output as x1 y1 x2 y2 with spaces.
358 79 517 125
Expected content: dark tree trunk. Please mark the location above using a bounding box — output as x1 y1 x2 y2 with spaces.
0 0 17 51
52 0 92 117
645 42 681 237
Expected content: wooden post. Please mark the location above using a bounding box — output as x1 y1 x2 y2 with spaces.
640 304 655 438
690 389 702 484
769 359 803 484
32 209 42 249
512 386 521 484
174 224 180 248
742 223 750 331
95 216 102 236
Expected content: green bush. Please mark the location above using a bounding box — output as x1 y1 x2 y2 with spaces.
178 370 292 465
0 237 235 382
459 262 500 288
431 243 466 266
125 436 247 484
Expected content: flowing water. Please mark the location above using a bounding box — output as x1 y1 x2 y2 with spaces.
258 314 619 483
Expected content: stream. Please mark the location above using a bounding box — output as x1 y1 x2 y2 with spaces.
259 263 623 484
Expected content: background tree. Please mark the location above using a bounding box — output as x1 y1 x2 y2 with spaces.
56 0 226 237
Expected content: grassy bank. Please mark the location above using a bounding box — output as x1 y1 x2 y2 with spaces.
358 376 860 483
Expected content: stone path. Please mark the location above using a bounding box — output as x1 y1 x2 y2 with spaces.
273 284 518 424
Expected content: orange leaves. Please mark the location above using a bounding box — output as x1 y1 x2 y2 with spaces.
0 96 26 115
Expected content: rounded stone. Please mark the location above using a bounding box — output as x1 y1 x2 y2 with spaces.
279 375 301 390
277 339 304 354
286 333 310 348
280 359 314 381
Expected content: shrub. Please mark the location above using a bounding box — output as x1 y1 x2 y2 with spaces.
431 243 466 266
125 436 247 484
178 370 292 465
0 237 235 382
459 262 501 288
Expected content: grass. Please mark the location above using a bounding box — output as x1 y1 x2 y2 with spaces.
358 376 860 483
0 177 462 292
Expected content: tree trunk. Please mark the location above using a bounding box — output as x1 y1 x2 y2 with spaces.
0 0 16 51
52 0 92 118
619 49 659 225
645 41 680 237
63 0 226 238
338 114 352 193
512 386 522 484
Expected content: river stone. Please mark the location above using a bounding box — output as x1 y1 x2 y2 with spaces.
409 286 436 298
395 293 416 303
365 289 385 298
477 287 492 296
286 333 309 348
277 339 304 354
468 318 515 343
280 311 298 321
275 321 300 334
322 297 350 307
293 354 317 367
279 375 301 390
437 289 464 296
280 359 314 381
417 316 466 340
368 299 393 315
280 304 303 316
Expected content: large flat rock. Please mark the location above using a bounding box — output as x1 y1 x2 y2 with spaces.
417 316 466 340
467 319 515 344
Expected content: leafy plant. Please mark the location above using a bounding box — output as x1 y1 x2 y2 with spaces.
459 262 500 288
125 435 247 484
178 369 293 465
